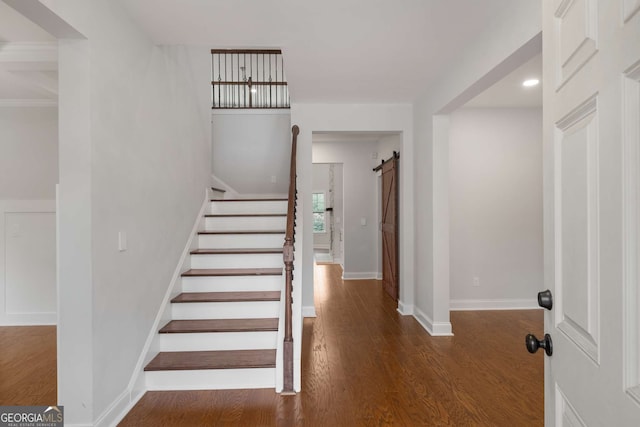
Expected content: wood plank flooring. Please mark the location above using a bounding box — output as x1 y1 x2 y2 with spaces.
121 263 543 426
0 326 57 406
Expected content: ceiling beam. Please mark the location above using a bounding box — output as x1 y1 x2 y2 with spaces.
2 0 85 39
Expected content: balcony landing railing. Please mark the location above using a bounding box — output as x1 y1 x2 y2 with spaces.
211 49 290 109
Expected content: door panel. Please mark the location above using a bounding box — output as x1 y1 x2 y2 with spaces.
381 155 399 301
556 97 599 363
544 0 640 425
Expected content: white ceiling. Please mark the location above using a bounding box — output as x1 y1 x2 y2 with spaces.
0 1 57 106
464 53 542 108
0 0 535 107
118 0 522 103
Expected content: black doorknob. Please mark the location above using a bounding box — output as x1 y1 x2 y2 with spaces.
525 333 553 356
537 289 553 310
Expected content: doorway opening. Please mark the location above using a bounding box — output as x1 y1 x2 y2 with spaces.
0 1 59 405
448 52 543 311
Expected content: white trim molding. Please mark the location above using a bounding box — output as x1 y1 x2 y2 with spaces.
397 301 413 315
341 272 378 280
0 42 58 63
414 306 453 336
302 305 317 318
0 99 57 107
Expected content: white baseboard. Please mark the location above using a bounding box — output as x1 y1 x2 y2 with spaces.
450 298 539 311
342 272 378 280
414 307 453 336
302 306 317 318
93 388 144 427
397 301 413 315
313 244 330 250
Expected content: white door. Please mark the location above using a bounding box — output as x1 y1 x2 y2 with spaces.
543 1 640 425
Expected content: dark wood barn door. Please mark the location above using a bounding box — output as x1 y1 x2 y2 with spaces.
381 153 399 301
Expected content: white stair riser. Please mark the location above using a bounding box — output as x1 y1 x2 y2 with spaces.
209 201 287 215
172 301 280 320
198 233 284 249
204 216 286 231
145 367 275 391
190 253 282 269
182 275 282 292
159 331 277 352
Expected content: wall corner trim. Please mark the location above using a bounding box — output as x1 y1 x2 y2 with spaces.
414 307 453 336
302 306 317 318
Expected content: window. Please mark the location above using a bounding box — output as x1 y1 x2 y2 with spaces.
312 192 326 233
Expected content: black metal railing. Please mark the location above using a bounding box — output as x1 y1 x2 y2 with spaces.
211 49 290 109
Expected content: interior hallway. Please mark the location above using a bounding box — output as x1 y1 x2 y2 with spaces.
120 263 543 426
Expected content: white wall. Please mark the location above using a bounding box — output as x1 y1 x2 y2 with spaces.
412 1 541 335
313 142 378 278
449 108 542 309
0 107 58 326
0 107 58 199
377 134 400 164
39 1 213 424
212 111 291 195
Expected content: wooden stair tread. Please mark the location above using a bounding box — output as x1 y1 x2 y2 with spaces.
172 291 281 303
144 349 276 371
204 213 286 217
190 248 283 255
211 198 287 202
181 268 282 277
159 318 278 333
198 230 285 235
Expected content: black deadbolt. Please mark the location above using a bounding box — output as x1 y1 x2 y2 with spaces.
537 289 553 310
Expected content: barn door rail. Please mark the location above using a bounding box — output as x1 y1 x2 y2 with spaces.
211 49 290 109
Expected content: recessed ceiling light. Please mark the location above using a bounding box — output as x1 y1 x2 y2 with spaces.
250 88 257 93
523 78 540 87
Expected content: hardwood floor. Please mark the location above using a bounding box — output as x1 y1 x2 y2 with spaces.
0 326 57 406
120 263 543 426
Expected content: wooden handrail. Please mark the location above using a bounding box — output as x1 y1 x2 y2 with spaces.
282 124 299 394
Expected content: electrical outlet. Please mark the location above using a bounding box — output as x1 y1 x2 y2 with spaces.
473 277 480 287
270 175 277 183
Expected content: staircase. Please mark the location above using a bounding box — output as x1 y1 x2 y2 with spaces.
144 188 288 390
